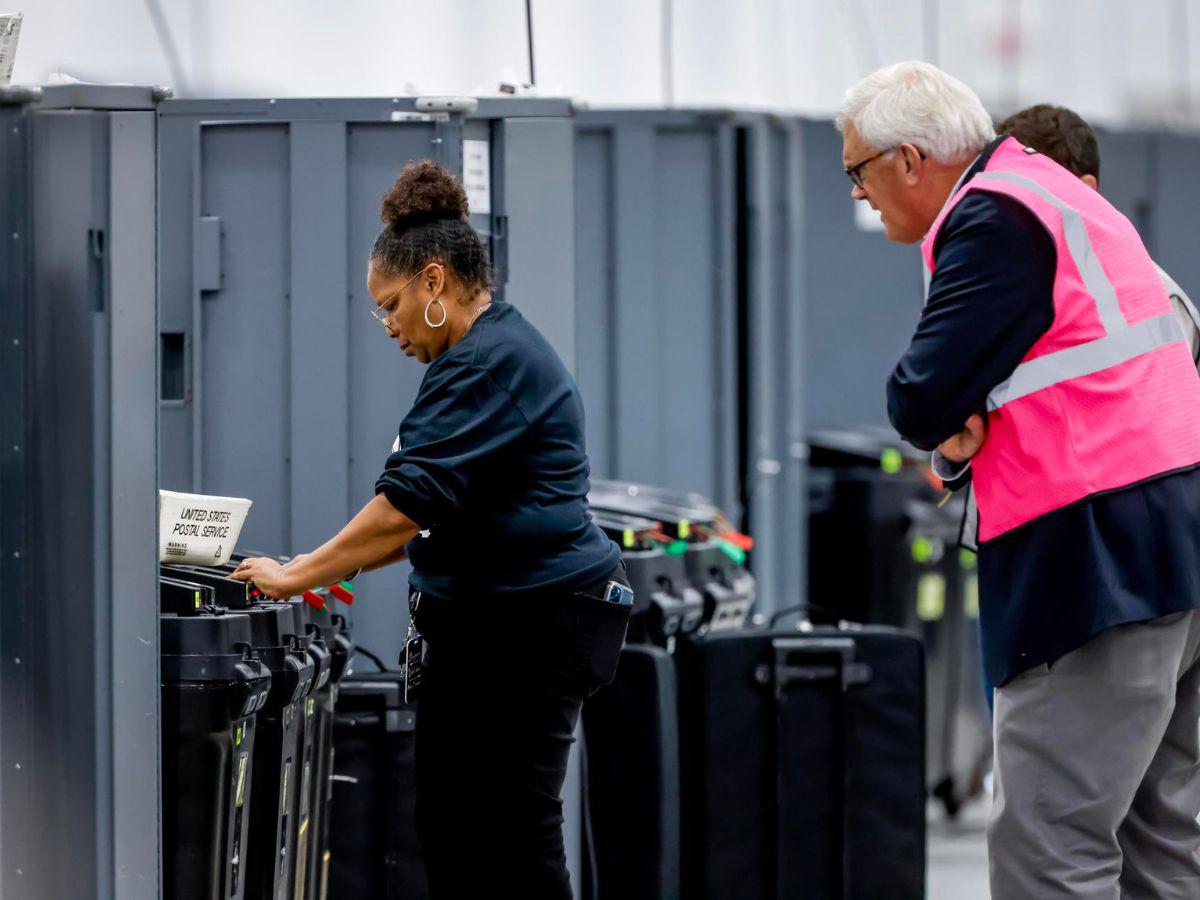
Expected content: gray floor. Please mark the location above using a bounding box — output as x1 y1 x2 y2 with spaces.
928 797 991 900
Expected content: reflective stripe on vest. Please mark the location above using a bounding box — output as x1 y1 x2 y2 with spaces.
986 312 1180 410
926 169 1184 411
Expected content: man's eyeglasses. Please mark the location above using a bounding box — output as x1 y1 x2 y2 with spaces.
844 146 927 189
844 149 891 189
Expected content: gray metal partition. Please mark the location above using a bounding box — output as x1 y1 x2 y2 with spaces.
741 116 808 616
574 110 740 510
797 118 921 433
1144 133 1200 297
0 85 160 900
573 110 807 614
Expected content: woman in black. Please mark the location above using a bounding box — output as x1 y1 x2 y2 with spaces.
233 160 630 897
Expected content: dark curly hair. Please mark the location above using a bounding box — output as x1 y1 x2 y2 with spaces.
997 104 1100 182
371 159 492 296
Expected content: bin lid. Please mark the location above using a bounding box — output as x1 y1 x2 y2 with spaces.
590 486 720 539
808 427 924 472
244 602 296 651
161 564 253 608
160 609 252 659
160 577 215 615
590 510 661 551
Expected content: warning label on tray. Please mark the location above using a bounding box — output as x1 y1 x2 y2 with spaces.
158 490 252 566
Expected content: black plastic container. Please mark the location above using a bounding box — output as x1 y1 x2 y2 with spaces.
161 605 271 900
806 429 990 815
592 510 705 645
300 606 355 900
162 565 328 896
590 482 753 633
328 671 428 900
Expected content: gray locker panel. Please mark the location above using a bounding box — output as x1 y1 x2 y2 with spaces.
346 122 438 665
1150 134 1200 300
574 129 616 475
800 119 922 432
156 111 197 491
0 100 32 899
743 117 807 615
107 111 161 897
18 106 159 900
27 110 108 900
289 122 351 553
1095 130 1155 238
498 117 578 368
573 113 739 514
197 123 293 552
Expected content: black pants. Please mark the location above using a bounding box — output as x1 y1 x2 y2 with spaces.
411 566 631 899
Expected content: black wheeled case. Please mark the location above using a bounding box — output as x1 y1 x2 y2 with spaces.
327 669 429 900
582 642 681 899
677 624 926 900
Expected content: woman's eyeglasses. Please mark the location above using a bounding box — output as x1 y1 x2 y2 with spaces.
369 267 436 331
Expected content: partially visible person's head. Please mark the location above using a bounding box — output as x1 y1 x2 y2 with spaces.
368 160 492 363
837 61 996 243
996 104 1100 190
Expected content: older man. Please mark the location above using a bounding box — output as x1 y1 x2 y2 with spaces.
839 61 1200 899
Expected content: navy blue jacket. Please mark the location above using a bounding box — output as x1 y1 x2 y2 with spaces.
376 302 620 599
887 138 1200 687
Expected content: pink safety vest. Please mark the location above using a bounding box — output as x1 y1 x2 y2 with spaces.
921 137 1200 542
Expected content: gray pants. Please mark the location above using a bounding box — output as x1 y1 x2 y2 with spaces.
989 610 1200 899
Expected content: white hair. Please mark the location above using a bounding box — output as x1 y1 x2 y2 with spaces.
836 61 995 164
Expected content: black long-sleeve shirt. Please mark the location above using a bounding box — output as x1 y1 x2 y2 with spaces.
376 302 620 598
887 139 1200 686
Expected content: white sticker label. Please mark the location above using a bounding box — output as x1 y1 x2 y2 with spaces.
0 14 23 87
854 201 885 232
158 489 253 565
462 139 491 216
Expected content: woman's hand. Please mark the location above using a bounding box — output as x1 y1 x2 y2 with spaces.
938 413 988 464
230 556 295 599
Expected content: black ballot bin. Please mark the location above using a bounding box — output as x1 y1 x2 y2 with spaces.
177 556 345 897
328 668 428 900
592 511 705 645
590 480 755 634
300 604 355 900
283 600 331 900
581 642 681 900
160 593 272 900
223 548 356 900
163 565 318 899
807 428 990 815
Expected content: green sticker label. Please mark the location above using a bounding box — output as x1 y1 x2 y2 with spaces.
916 573 946 621
622 529 634 549
881 447 903 474
911 537 933 563
964 574 980 620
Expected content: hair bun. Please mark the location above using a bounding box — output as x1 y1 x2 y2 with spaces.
380 159 470 231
